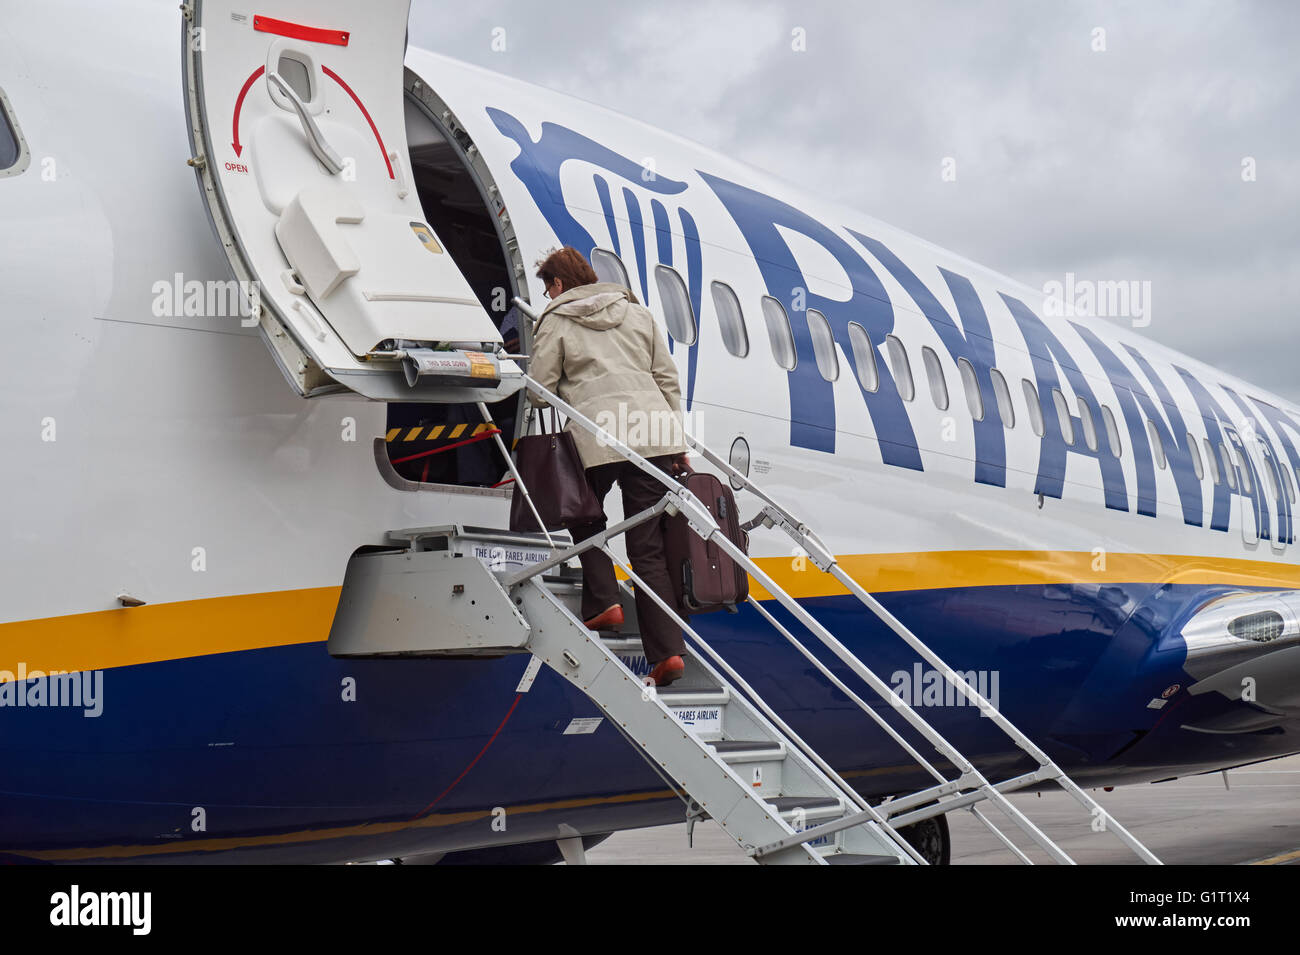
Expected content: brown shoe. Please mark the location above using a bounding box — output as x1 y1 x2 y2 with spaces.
644 655 685 687
584 604 624 631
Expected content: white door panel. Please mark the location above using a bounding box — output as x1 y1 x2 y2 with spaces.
183 0 516 401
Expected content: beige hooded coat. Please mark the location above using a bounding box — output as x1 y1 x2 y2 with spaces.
529 282 687 469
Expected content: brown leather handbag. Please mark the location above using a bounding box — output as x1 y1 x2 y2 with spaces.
509 409 606 532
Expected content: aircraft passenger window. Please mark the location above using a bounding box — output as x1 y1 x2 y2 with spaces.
1147 421 1166 469
1022 379 1045 437
1203 438 1221 485
0 87 28 175
1188 434 1204 481
591 248 631 288
989 368 1014 428
847 322 879 392
922 347 948 410
958 358 985 421
1286 464 1297 503
1236 450 1254 494
1076 396 1099 452
886 336 915 401
760 296 797 371
1101 405 1123 457
711 281 749 357
1219 443 1237 490
1051 389 1075 445
654 265 697 345
806 308 839 382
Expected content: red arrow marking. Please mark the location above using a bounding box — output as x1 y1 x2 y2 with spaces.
229 63 394 178
231 65 265 158
322 65 395 179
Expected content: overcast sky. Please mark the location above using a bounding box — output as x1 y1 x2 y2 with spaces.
409 1 1299 403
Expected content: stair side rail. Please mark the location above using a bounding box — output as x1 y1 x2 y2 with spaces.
683 430 1161 865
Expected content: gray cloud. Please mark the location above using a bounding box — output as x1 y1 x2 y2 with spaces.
410 0 1300 401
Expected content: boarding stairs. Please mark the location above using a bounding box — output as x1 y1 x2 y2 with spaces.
328 298 1162 865
518 551 914 864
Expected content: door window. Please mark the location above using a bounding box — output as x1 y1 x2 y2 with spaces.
0 87 29 176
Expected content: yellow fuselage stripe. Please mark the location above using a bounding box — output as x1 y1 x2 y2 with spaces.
2 551 1298 680
0 587 340 681
749 549 1300 600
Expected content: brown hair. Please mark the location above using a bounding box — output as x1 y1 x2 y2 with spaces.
535 247 598 294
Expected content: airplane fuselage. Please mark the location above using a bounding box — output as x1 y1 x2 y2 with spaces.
1 2 1297 862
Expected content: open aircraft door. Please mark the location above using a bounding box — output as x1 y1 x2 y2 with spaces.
182 0 519 401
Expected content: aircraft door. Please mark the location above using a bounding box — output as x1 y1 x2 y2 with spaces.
1223 426 1264 546
182 1 517 402
1258 441 1291 554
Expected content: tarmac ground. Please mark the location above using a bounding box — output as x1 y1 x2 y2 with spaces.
585 754 1300 865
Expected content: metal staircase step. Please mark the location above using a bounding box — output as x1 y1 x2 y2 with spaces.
765 796 842 812
708 740 784 759
655 686 730 706
772 798 845 834
708 740 786 795
823 854 902 866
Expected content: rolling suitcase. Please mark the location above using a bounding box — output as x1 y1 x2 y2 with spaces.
665 469 750 614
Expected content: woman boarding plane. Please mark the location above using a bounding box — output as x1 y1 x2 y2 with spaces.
529 247 691 687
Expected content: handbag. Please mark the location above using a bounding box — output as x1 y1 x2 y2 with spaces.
509 408 606 532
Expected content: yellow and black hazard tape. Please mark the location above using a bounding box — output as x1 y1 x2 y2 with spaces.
387 423 502 466
385 423 497 443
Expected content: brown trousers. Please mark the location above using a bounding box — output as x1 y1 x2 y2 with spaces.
571 455 688 665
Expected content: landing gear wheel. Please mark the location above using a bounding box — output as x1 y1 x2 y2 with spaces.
899 814 950 865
